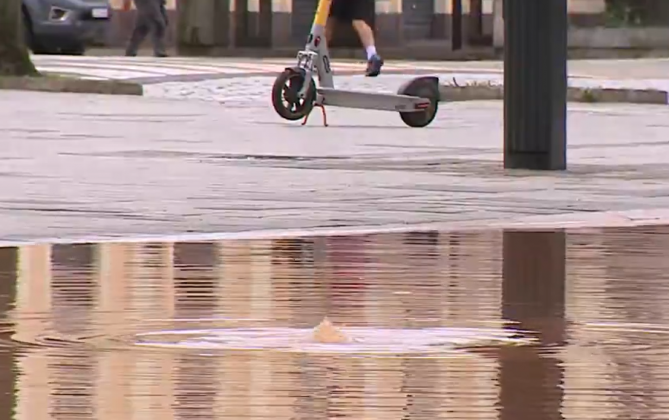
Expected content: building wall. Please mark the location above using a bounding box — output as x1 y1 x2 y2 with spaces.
106 0 666 52
107 0 179 47
107 0 496 49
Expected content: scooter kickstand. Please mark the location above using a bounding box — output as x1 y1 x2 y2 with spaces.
301 104 329 127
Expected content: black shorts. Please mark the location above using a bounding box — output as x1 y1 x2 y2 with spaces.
330 0 367 21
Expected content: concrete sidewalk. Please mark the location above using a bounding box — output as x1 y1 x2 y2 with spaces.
2 89 669 243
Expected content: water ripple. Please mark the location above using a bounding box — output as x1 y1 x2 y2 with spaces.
134 325 535 355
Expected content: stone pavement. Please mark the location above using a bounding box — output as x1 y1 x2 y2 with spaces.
2 89 669 244
30 55 669 105
32 55 489 83
143 72 669 106
31 55 669 86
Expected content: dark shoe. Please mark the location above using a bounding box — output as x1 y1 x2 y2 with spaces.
154 52 169 58
365 54 384 77
125 51 137 57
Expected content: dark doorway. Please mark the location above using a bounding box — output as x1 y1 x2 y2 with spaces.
234 0 272 47
403 0 434 41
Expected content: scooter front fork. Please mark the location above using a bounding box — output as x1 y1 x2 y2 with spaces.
292 48 328 126
294 49 318 97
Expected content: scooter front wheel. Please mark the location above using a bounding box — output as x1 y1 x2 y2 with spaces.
271 68 317 121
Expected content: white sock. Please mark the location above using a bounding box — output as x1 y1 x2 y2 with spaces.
365 46 377 60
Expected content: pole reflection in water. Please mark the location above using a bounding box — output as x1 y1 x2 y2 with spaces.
501 230 566 420
0 247 17 420
50 244 97 420
173 242 219 420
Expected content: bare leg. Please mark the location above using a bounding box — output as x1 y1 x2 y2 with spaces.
351 19 383 76
351 19 375 49
325 17 337 44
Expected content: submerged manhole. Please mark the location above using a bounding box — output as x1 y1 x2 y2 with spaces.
134 318 535 356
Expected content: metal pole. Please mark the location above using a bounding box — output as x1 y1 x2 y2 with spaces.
503 0 568 170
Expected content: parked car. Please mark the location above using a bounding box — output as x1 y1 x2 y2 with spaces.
22 0 112 55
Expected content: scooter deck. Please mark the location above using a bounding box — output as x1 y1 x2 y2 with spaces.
317 88 431 113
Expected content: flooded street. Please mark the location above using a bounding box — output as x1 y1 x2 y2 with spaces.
1 226 669 420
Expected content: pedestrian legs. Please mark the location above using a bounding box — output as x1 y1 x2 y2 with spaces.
125 0 168 57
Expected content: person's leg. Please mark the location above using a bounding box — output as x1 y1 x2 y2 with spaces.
326 0 345 44
146 0 168 57
125 0 151 56
348 0 383 76
352 21 376 56
160 0 169 26
325 17 336 43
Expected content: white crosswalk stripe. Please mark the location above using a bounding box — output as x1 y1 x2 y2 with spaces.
32 55 463 82
33 56 276 80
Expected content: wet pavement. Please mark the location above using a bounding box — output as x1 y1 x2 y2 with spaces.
3 90 669 242
2 225 669 419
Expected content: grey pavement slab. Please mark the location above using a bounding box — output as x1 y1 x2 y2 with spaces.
31 55 669 86
2 89 669 243
143 73 669 106
385 57 669 80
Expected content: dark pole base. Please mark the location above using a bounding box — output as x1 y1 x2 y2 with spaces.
504 152 565 171
503 0 568 171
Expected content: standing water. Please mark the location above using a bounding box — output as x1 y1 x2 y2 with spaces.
1 226 669 419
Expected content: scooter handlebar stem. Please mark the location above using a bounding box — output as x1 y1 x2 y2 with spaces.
313 0 332 27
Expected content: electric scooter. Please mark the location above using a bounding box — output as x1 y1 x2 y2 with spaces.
270 0 440 127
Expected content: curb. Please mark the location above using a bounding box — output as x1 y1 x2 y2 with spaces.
439 84 668 105
2 208 668 248
0 76 143 96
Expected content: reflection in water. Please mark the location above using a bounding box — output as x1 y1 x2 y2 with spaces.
0 248 17 420
3 227 669 419
501 231 565 420
172 242 218 420
49 245 97 420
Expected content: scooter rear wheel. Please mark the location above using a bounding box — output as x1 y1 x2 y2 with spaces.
272 68 317 121
398 79 439 128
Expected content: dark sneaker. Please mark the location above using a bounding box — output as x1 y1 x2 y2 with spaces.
154 52 169 58
365 54 384 77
